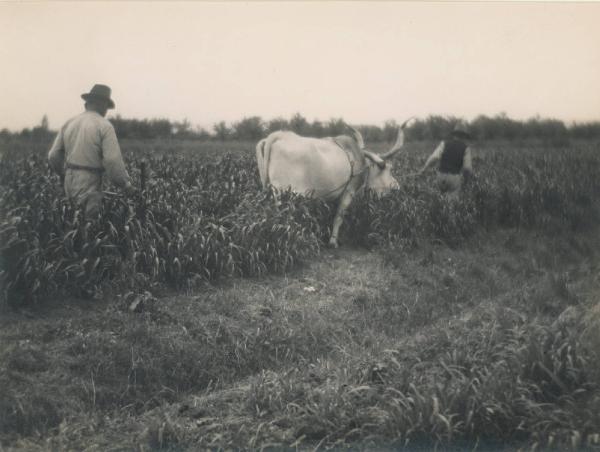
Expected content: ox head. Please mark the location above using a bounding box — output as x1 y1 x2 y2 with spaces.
347 118 413 195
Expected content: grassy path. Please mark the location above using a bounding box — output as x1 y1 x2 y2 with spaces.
2 228 600 450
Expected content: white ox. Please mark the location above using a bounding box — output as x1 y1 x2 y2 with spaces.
255 120 410 247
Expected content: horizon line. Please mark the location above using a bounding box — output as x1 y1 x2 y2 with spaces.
4 112 600 134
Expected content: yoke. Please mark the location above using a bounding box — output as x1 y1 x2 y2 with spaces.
322 138 369 199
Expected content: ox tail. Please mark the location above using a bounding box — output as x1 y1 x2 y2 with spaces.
256 139 268 187
256 132 282 188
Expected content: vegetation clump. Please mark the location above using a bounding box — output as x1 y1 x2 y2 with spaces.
2 140 599 306
1 134 600 450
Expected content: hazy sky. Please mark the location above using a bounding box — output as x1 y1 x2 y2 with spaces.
1 1 599 131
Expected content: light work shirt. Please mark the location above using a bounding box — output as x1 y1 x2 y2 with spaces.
48 111 130 188
423 141 473 173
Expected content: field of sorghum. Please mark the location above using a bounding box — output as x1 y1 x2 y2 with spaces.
2 137 600 450
1 138 599 306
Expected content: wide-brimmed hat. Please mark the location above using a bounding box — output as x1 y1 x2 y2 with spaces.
449 129 473 140
81 84 115 109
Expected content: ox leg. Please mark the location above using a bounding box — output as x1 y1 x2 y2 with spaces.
329 190 355 248
271 186 282 208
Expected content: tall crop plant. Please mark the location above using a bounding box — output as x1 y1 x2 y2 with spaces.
340 142 600 248
2 140 600 306
0 152 330 306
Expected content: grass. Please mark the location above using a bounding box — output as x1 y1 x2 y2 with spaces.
2 137 600 449
2 225 600 450
3 138 599 307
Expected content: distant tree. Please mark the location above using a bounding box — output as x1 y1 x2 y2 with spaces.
151 119 173 138
525 117 567 139
383 119 399 142
326 118 346 136
213 121 231 141
19 128 32 139
492 112 520 139
109 116 174 139
0 128 13 144
447 116 466 133
359 125 384 143
570 121 600 139
194 126 211 140
470 115 495 140
407 118 427 140
289 113 310 135
232 116 264 141
424 115 449 140
266 117 290 134
173 119 192 138
30 114 52 141
310 120 325 137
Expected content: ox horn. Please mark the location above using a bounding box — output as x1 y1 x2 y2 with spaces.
380 117 415 160
347 125 365 150
363 150 386 169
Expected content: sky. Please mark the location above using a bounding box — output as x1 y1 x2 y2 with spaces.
1 1 599 131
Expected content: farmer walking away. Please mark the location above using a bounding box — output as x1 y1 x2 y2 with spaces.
48 84 135 218
419 129 474 199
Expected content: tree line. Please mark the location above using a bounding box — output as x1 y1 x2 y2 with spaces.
2 113 600 142
110 113 600 141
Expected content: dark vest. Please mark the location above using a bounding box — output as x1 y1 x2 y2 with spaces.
439 139 466 174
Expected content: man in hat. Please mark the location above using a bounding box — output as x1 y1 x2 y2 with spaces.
419 129 474 198
48 84 135 218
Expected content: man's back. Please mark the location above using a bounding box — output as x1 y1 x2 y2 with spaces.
61 111 114 169
439 139 467 174
49 110 129 189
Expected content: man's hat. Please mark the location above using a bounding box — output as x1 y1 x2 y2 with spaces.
450 129 473 140
81 84 115 109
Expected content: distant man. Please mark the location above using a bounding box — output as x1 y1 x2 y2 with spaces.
419 129 474 198
48 84 135 218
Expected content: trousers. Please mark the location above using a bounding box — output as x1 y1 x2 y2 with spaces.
436 172 462 199
64 169 103 218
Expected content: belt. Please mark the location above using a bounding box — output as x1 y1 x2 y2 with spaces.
66 162 104 174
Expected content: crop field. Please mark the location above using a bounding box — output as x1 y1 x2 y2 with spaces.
2 136 600 450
